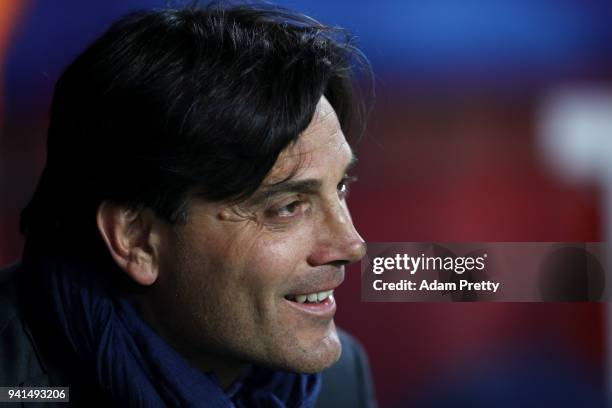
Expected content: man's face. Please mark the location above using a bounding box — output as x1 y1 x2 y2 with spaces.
149 96 365 375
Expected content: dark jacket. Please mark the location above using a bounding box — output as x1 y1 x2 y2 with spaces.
0 263 376 407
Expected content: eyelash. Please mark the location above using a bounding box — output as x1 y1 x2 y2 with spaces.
264 175 357 220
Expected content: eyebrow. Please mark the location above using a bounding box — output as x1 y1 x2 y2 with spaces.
246 152 358 206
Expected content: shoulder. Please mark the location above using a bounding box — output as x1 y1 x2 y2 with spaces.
316 328 377 408
0 263 19 327
0 263 49 387
0 263 108 407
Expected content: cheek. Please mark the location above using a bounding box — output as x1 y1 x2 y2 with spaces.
166 219 317 323
238 224 315 291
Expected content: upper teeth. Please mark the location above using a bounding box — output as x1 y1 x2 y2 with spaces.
294 290 333 304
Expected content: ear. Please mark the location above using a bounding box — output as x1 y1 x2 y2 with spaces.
96 202 161 286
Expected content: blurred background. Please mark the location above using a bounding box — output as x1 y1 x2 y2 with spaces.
1 0 611 406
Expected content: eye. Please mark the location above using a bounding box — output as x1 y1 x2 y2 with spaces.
338 175 357 200
276 201 301 217
264 198 309 220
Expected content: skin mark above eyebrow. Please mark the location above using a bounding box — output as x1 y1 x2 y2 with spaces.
245 152 358 208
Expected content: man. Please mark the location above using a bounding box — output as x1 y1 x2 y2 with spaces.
0 2 375 407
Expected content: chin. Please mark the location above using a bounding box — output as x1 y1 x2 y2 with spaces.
280 327 342 373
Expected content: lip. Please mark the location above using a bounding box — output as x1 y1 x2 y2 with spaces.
283 294 337 318
282 269 344 318
284 274 345 299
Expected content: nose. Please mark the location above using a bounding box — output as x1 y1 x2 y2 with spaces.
307 201 366 267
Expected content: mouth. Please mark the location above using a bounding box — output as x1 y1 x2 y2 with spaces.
285 290 334 304
283 289 337 317
282 269 344 318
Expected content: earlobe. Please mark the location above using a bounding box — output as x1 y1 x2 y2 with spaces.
96 202 160 286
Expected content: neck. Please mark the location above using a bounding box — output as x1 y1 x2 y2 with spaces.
130 294 250 389
173 344 251 390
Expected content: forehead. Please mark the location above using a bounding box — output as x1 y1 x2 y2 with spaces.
266 97 352 184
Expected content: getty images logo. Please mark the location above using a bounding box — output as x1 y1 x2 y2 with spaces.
371 252 487 275
367 244 491 302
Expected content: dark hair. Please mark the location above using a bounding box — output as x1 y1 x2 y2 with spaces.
21 1 371 254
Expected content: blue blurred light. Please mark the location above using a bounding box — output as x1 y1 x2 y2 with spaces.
4 0 612 113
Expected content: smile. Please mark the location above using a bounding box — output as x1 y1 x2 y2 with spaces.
283 291 337 318
285 290 334 304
